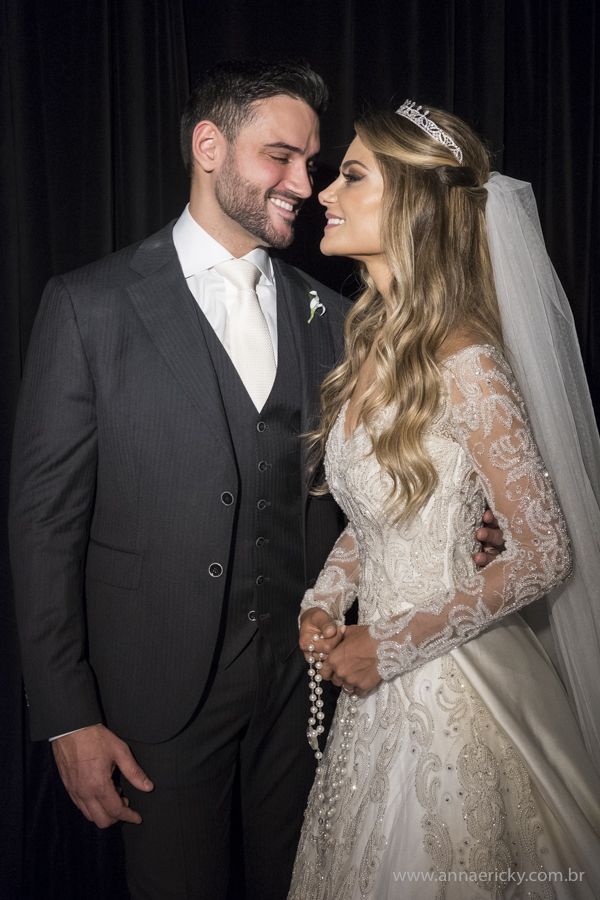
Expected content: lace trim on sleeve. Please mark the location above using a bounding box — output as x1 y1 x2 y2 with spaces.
300 523 360 625
369 347 572 681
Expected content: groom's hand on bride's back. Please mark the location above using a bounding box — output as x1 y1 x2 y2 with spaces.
474 508 505 567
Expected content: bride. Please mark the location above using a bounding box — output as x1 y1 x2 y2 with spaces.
288 102 600 898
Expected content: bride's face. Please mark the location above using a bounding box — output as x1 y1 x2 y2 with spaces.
318 135 384 264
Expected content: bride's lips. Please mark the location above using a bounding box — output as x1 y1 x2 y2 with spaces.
324 213 345 229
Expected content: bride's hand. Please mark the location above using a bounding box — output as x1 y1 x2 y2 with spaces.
324 625 381 694
299 608 346 664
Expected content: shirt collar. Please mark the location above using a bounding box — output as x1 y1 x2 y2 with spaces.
172 204 274 284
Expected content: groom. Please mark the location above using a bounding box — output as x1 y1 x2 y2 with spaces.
9 59 503 899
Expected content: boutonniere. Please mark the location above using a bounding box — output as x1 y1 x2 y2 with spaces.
307 290 326 324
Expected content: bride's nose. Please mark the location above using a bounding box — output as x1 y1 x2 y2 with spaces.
318 180 338 207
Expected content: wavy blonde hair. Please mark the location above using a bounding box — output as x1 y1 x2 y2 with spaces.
310 107 504 522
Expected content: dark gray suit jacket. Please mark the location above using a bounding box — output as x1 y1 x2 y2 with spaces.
9 222 350 743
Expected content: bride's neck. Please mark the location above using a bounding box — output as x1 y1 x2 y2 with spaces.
364 258 392 298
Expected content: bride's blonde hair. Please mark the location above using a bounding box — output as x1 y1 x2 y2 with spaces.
310 107 504 522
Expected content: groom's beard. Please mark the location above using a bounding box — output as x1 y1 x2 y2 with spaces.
215 152 302 250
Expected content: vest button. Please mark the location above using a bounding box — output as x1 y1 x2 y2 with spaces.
255 575 264 585
257 460 269 472
256 421 268 433
256 499 270 511
255 536 266 547
220 491 234 506
247 609 257 622
208 562 223 578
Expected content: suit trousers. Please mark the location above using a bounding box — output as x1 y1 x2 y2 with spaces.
120 632 316 900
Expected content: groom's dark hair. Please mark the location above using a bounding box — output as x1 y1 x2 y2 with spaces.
180 59 328 177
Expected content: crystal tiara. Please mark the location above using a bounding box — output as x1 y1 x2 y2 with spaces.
395 100 463 164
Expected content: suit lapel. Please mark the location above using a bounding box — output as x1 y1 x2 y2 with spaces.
273 259 338 507
127 229 235 466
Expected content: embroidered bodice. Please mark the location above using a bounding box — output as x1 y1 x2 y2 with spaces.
300 345 572 679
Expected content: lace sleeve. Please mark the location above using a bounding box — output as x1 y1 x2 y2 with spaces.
300 523 360 624
370 347 573 681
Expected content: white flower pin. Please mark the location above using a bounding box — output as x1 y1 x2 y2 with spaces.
307 290 326 323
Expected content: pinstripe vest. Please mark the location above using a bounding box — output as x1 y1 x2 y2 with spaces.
197 297 305 667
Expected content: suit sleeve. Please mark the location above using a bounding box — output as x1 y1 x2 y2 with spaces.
9 276 103 740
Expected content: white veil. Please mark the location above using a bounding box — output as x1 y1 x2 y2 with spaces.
485 173 600 769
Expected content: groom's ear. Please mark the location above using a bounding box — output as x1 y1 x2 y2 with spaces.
191 120 227 175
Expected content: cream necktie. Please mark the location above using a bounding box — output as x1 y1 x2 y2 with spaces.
214 258 276 411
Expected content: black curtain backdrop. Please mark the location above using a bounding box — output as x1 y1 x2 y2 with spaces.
1 1 598 897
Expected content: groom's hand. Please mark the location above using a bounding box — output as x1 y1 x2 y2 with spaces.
474 509 505 567
52 723 154 828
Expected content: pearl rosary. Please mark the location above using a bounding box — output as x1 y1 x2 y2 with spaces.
306 635 326 759
306 633 359 759
306 633 360 845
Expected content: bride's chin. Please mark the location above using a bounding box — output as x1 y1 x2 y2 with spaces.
320 235 340 257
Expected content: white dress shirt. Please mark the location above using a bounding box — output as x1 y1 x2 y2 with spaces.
172 204 278 363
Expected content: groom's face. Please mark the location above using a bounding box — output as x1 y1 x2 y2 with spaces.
214 94 320 249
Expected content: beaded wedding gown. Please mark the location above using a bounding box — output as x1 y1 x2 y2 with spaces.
289 346 600 900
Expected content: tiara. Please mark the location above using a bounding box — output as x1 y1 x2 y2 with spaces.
396 100 463 163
